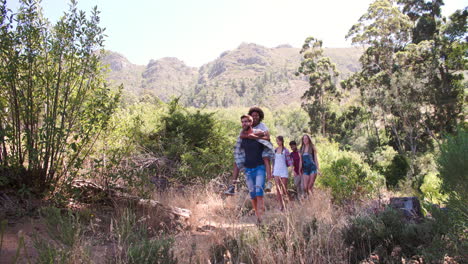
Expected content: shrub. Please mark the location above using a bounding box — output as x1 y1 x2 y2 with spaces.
317 141 384 204
420 172 447 204
342 213 381 262
433 128 468 262
343 206 466 263
156 99 235 183
0 0 120 193
437 129 468 214
384 154 410 188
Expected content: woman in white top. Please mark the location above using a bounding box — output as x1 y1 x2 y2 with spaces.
273 136 292 210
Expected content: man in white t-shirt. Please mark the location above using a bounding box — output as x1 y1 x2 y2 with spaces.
225 107 272 195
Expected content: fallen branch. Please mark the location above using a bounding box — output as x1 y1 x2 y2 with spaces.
71 179 191 220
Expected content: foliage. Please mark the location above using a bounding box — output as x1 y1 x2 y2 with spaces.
84 101 162 192
326 106 370 147
160 99 218 158
272 105 309 142
343 206 465 263
437 129 468 204
436 128 468 237
344 0 466 158
0 0 120 193
319 154 383 204
154 99 235 183
85 100 239 190
312 138 385 204
411 152 446 204
370 145 397 172
384 154 410 188
420 172 446 204
296 36 341 136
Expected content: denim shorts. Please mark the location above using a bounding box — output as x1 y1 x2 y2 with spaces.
244 165 266 199
302 153 317 175
303 165 317 175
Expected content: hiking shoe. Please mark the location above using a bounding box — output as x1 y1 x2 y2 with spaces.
224 185 235 195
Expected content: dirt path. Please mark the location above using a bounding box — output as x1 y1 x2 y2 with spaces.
0 216 42 264
0 190 297 263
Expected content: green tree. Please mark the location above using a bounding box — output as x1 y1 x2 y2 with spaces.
397 0 467 135
344 0 466 157
296 36 340 136
0 0 120 192
437 128 468 217
434 128 468 259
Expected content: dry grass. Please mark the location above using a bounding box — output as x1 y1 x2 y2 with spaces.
3 183 384 263
153 184 353 263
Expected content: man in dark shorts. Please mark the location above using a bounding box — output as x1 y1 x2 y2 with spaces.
234 115 274 223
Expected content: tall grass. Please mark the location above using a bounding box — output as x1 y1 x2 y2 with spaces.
164 185 351 263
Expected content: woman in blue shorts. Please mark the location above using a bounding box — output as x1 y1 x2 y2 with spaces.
299 134 319 195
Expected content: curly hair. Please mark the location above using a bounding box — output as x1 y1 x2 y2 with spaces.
248 106 264 122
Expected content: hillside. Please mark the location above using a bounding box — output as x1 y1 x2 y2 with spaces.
102 44 363 107
101 51 145 94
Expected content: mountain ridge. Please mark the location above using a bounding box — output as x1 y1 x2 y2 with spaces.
103 43 363 107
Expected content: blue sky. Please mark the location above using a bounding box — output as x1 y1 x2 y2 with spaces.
6 0 467 66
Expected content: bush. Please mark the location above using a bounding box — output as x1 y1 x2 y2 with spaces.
434 128 468 261
343 206 466 263
90 99 236 190
437 129 468 213
317 139 384 204
156 99 235 183
0 1 120 193
420 172 447 204
384 154 410 188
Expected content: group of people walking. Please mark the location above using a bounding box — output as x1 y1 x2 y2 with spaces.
225 107 320 224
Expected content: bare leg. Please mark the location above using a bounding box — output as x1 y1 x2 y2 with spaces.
256 196 264 221
251 198 258 218
294 175 304 199
280 177 290 201
251 197 265 222
274 176 285 210
308 173 317 194
302 174 311 196
232 162 240 184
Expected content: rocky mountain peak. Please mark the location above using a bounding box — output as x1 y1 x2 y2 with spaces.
102 43 362 107
101 51 133 71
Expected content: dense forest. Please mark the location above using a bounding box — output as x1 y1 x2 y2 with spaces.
0 0 466 263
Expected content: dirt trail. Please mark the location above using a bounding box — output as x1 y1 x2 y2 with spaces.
0 217 42 264
0 190 300 263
